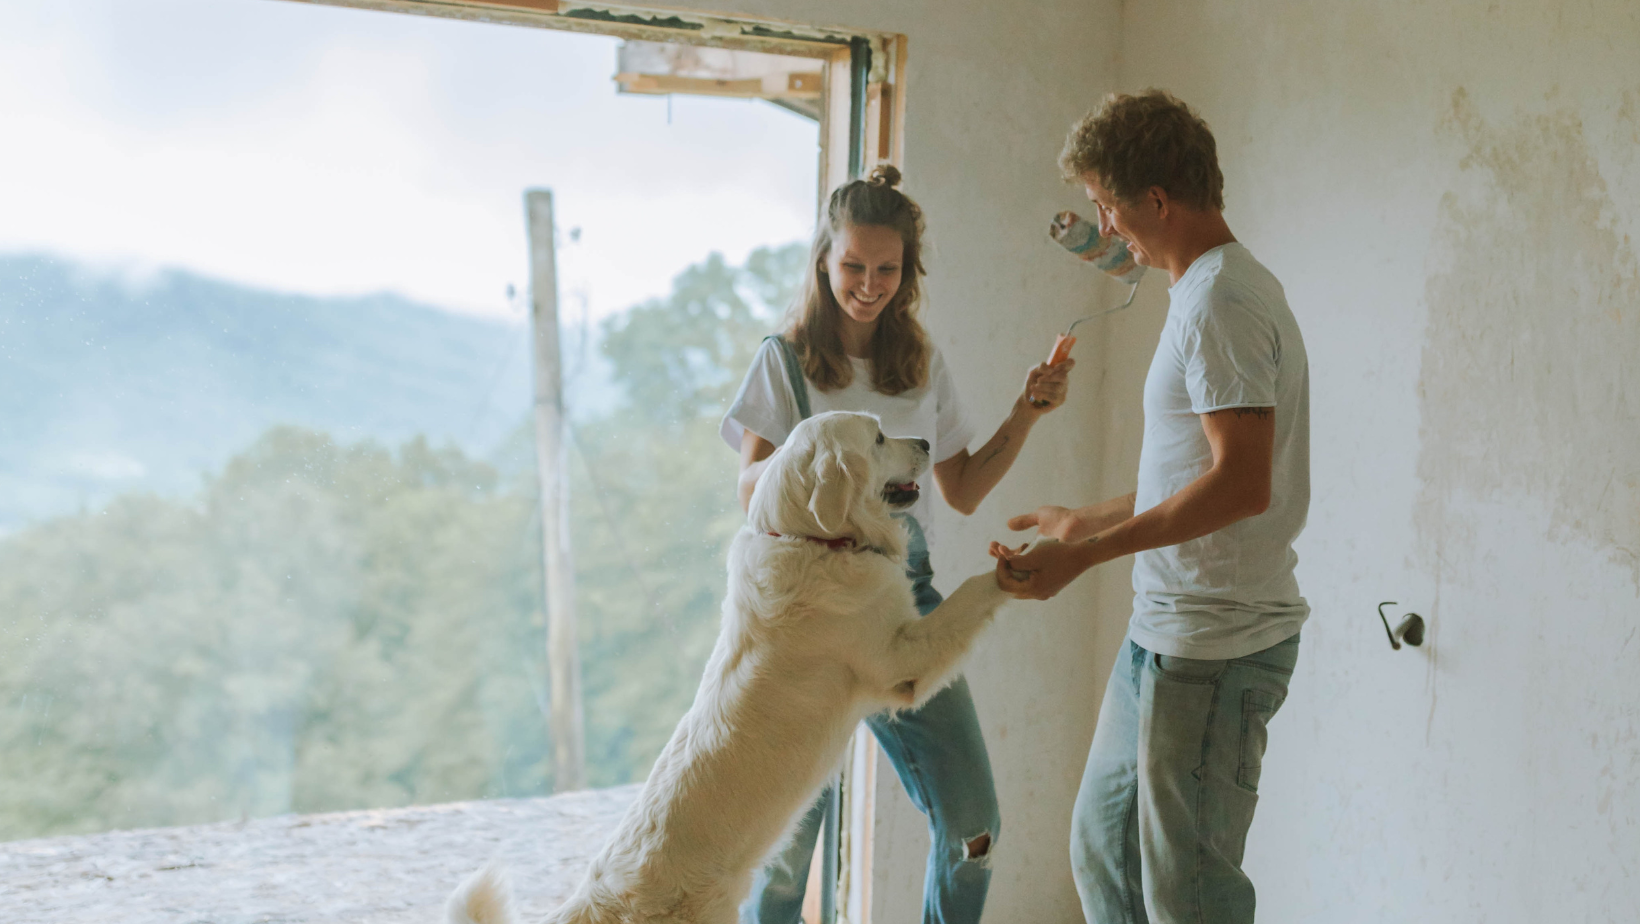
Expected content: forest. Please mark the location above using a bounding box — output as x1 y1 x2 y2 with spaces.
0 243 806 840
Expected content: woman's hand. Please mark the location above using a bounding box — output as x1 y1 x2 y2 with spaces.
1007 505 1081 542
1022 358 1074 412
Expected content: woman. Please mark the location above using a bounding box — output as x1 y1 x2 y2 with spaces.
720 164 1071 924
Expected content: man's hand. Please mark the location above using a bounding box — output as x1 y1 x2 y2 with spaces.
988 538 1097 600
1007 505 1080 541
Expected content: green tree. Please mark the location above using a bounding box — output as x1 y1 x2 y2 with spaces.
0 241 807 839
563 242 802 785
599 244 805 424
0 429 550 837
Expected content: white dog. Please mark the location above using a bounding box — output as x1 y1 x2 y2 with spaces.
448 411 1013 924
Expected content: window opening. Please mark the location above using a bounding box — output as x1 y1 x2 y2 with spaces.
2 3 902 921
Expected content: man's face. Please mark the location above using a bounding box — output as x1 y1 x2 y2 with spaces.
1081 174 1162 268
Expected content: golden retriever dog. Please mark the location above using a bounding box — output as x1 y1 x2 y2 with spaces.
448 411 1013 924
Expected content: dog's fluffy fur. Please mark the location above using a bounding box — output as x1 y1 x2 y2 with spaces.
451 411 1011 924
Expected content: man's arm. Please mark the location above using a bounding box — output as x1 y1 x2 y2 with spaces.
993 407 1274 599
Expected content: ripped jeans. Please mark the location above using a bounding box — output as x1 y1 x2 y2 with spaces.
740 519 999 924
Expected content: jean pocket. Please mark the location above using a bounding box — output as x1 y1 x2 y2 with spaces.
1237 689 1284 793
1151 652 1228 684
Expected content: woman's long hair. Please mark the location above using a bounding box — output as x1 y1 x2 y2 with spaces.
785 164 929 395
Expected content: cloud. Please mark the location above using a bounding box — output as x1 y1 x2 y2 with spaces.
0 0 818 320
66 452 148 481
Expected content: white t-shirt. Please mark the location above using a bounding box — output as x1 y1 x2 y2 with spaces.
720 339 975 548
1129 243 1311 661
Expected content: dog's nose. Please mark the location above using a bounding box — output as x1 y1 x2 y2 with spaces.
915 438 930 453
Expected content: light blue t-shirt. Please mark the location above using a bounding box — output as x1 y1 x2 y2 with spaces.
1128 243 1311 661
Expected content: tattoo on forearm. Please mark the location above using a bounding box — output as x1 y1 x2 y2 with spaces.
1207 407 1274 420
978 436 1011 468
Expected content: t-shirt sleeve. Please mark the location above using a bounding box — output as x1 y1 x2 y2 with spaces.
1182 284 1280 413
720 338 803 451
930 348 976 463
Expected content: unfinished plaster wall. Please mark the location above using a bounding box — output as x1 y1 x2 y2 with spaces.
657 0 1123 919
1114 1 1640 920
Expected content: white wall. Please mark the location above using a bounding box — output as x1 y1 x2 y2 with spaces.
616 1 1640 919
662 1 1127 920
1113 1 1640 921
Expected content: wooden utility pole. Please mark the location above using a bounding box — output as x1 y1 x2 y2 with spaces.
526 188 585 792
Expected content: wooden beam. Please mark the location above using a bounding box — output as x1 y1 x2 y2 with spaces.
614 72 822 100
875 82 893 162
616 73 764 97
841 725 878 924
819 46 853 200
887 34 907 168
469 0 559 12
863 81 885 169
787 72 822 94
525 189 585 794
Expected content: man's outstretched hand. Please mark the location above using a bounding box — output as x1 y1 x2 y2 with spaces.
1006 505 1081 542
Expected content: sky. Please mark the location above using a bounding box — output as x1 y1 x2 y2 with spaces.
0 0 821 321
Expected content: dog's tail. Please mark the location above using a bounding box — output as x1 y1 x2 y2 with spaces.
446 863 519 924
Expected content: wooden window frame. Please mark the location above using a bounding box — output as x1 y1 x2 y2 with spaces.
268 2 905 921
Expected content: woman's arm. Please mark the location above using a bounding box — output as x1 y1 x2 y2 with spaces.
932 359 1073 515
738 430 778 512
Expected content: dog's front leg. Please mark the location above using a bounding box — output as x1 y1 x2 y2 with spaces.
882 574 1009 708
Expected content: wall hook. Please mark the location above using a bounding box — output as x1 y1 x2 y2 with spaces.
1377 601 1425 650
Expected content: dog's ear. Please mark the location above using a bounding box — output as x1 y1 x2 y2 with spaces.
747 441 806 534
808 446 871 536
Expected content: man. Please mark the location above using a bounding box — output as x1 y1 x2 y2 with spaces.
993 90 1311 924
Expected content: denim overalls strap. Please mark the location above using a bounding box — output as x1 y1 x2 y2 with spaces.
898 514 939 612
763 335 812 421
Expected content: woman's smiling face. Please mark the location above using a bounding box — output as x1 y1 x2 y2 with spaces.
824 222 904 327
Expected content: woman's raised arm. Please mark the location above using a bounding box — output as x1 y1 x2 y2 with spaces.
933 358 1073 515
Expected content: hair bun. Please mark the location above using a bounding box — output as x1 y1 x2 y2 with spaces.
866 163 901 188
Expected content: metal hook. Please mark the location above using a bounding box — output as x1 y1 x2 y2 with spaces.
1377 601 1425 650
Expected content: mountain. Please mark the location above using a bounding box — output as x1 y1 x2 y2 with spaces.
0 254 540 531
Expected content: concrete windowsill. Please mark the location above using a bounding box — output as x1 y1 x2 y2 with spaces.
0 785 639 924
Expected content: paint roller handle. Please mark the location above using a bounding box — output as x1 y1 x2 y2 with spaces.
1046 332 1077 366
1027 335 1077 408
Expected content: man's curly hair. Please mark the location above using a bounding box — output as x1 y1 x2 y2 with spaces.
1059 90 1224 211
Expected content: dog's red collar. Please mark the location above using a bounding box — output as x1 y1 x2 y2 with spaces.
767 531 859 551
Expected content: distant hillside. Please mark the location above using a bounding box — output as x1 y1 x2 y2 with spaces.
0 254 538 531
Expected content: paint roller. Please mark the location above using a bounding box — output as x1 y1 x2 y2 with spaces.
1027 211 1147 408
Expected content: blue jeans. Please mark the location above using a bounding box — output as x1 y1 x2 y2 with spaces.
741 519 999 924
1071 632 1300 924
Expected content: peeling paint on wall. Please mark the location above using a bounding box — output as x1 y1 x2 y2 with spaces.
1417 87 1640 591
1119 2 1640 918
